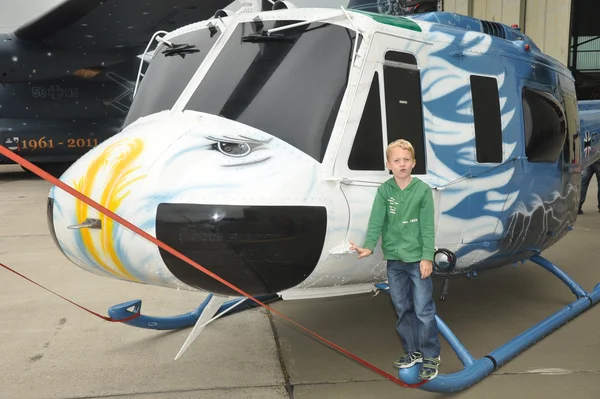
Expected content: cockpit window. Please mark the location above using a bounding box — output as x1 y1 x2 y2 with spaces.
123 27 221 128
184 20 357 162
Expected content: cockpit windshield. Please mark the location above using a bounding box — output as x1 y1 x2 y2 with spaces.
184 20 358 162
123 27 222 128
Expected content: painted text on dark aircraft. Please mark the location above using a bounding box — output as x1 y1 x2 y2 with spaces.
19 137 98 151
31 86 79 100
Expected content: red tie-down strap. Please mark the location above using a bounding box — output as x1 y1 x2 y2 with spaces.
0 261 140 322
0 144 426 388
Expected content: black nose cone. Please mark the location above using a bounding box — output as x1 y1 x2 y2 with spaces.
156 204 327 296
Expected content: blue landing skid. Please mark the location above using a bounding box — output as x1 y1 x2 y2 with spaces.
377 255 600 393
107 293 280 330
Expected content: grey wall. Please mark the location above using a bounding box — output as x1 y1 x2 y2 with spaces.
0 0 64 32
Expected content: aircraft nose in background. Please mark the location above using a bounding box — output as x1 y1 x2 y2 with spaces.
155 203 327 296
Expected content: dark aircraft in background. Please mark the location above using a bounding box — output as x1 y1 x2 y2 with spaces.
0 0 234 175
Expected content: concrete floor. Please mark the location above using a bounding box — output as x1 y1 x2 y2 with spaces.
1 164 599 399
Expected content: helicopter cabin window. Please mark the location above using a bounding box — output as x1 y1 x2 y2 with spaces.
563 95 581 164
470 75 503 163
348 72 384 170
522 88 566 163
383 51 426 175
183 21 357 162
122 27 221 128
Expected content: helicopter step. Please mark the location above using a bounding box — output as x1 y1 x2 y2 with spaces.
391 254 600 392
440 278 449 301
107 293 280 331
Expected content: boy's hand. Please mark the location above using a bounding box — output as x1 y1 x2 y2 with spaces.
349 241 372 259
420 260 433 279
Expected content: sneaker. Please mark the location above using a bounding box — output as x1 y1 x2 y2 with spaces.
393 351 423 369
578 208 583 215
418 356 441 380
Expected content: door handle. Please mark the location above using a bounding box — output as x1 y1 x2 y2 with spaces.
68 218 102 230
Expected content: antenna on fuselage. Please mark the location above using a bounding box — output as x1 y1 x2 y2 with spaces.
236 0 263 12
272 0 296 9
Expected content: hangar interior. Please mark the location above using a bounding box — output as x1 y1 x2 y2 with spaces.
440 0 600 100
569 0 600 99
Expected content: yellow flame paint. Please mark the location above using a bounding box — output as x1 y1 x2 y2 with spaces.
74 138 144 281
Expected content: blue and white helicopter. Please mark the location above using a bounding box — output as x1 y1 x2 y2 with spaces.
44 0 600 392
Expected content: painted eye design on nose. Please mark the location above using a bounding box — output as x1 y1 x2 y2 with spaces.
206 135 270 158
216 141 251 157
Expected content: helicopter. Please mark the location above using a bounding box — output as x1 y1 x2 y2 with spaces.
40 0 600 392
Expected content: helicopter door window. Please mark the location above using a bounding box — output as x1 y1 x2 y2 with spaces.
348 72 385 171
522 88 566 163
122 27 221 128
383 51 426 174
563 95 581 164
470 75 503 163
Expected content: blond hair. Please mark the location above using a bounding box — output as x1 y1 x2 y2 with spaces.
386 139 415 160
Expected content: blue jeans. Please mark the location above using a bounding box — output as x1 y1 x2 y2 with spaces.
580 160 600 209
387 260 440 359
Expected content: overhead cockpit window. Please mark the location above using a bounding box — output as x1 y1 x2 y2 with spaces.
123 27 221 128
522 88 566 163
184 20 358 162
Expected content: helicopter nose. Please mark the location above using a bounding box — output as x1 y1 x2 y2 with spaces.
46 196 64 257
47 110 330 296
155 203 327 296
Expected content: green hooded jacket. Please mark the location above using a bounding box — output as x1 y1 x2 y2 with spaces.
362 177 435 262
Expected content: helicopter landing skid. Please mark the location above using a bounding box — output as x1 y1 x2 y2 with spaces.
107 293 280 331
388 254 600 392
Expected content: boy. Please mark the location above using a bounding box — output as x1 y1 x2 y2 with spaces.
349 139 441 381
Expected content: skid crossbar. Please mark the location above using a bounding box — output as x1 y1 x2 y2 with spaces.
397 255 600 392
107 293 280 330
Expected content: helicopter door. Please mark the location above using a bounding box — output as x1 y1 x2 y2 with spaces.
562 94 583 168
332 33 438 273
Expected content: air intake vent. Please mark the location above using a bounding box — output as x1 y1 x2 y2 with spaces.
481 20 507 39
